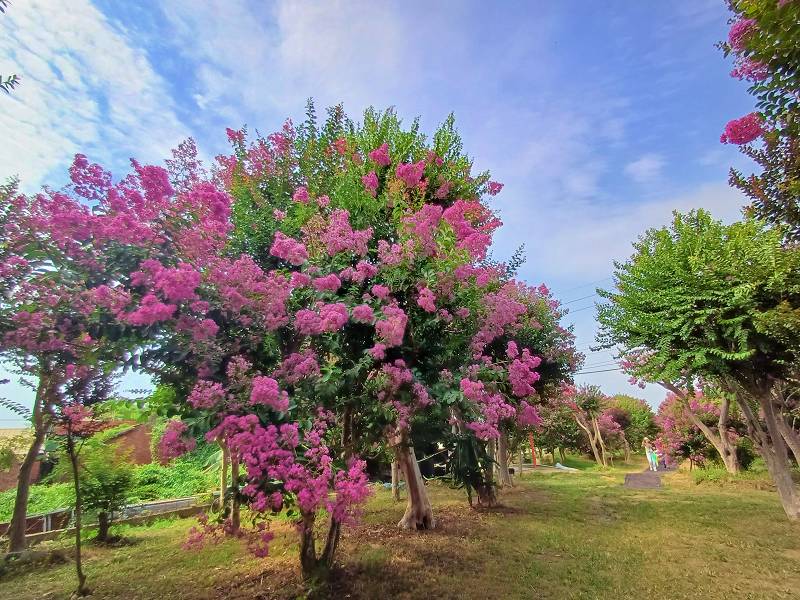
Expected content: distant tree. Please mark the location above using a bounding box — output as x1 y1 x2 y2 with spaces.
79 440 134 542
608 394 657 451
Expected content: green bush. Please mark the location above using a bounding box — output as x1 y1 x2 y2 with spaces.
127 446 218 503
0 482 75 522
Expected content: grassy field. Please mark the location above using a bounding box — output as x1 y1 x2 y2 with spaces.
2 457 799 599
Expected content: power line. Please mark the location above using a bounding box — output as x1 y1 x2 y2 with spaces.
580 360 619 369
566 305 596 314
575 367 622 375
563 293 598 305
559 277 612 295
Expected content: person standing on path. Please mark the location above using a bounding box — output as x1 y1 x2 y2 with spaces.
642 437 657 471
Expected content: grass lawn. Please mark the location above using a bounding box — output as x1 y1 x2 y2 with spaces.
2 457 799 599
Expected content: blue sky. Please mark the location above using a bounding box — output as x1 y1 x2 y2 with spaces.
0 0 756 425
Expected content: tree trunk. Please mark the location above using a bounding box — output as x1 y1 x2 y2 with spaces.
299 512 320 581
776 411 800 466
394 443 435 529
559 447 566 463
575 416 602 466
97 511 110 542
759 389 800 520
517 449 524 480
320 516 341 570
219 438 229 514
496 433 513 487
67 437 89 596
622 435 631 464
735 386 800 520
662 382 741 474
391 459 400 502
7 373 52 554
477 439 498 507
230 449 240 534
592 417 608 467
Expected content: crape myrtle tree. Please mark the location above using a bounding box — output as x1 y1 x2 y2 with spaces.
562 384 610 467
208 104 578 528
457 280 579 496
0 160 185 554
720 1 800 240
655 391 745 470
619 353 744 474
597 210 800 519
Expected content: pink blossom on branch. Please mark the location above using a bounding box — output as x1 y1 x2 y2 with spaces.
720 112 764 145
368 143 391 167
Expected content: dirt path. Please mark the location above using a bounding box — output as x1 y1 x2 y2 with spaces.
623 468 664 489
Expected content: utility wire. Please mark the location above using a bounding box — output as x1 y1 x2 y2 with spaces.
575 367 622 375
562 293 598 305
559 277 612 295
566 305 596 314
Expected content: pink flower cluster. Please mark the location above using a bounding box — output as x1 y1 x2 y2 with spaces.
293 186 310 203
395 161 425 188
312 273 342 292
362 172 378 197
375 304 407 347
728 18 757 52
250 375 289 412
403 204 443 256
368 143 391 167
416 286 437 313
460 378 516 440
270 231 309 265
188 380 226 409
730 58 768 82
294 302 349 335
160 420 197 461
273 350 320 384
720 112 764 145
351 304 376 324
508 348 542 397
442 200 501 261
320 209 372 256
487 181 504 195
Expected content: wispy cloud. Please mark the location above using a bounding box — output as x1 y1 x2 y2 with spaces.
624 153 666 184
0 0 187 188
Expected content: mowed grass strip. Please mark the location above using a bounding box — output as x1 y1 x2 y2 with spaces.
2 460 799 599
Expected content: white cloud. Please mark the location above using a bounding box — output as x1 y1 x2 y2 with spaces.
0 0 187 189
624 153 666 184
504 181 745 284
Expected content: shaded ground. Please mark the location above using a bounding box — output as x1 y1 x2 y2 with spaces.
2 458 800 599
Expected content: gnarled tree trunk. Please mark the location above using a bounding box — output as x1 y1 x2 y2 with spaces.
662 383 741 474
592 417 609 467
777 415 800 466
7 372 52 554
575 415 603 466
735 384 800 520
393 442 435 529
